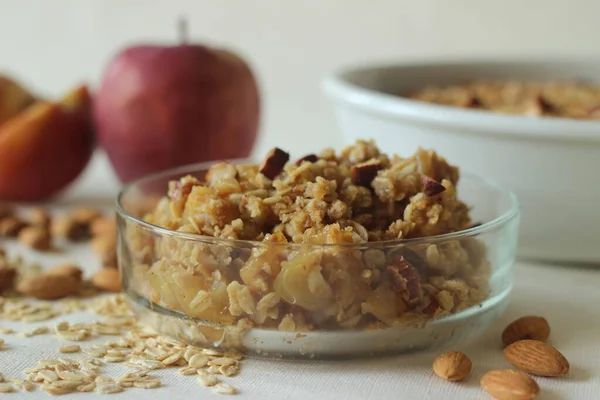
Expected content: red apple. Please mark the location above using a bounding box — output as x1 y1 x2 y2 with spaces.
94 42 260 183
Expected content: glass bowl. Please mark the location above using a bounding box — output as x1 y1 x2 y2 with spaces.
116 161 520 360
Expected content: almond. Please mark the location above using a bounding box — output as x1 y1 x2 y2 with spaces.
91 268 121 292
46 263 83 281
70 207 102 225
90 217 116 237
351 160 383 187
29 207 51 228
422 175 446 196
0 217 25 237
481 370 539 400
91 235 117 266
52 215 89 241
16 274 80 299
502 316 550 346
0 267 17 291
18 226 51 251
432 351 472 381
504 340 569 377
259 147 289 180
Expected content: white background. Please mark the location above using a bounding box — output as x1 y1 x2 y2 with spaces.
1 0 600 163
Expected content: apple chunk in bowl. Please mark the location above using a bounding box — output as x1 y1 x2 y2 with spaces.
117 141 519 359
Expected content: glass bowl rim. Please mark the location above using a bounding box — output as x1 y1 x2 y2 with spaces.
115 159 520 248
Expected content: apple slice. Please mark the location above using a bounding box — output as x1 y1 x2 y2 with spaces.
0 85 94 201
0 75 36 127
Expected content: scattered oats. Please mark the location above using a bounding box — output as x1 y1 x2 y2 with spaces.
24 368 41 375
54 364 69 374
213 382 237 395
162 351 183 365
22 380 36 391
53 380 83 389
178 366 197 375
133 359 164 370
38 359 60 368
22 326 49 337
59 344 81 353
21 311 55 322
0 338 4 349
54 321 69 332
58 358 78 366
95 376 114 383
154 352 170 362
209 357 236 366
219 364 240 377
79 360 101 372
42 383 73 395
207 365 221 375
38 370 59 383
103 316 135 327
0 382 14 393
197 370 219 386
0 328 15 334
137 329 158 339
160 337 187 347
124 362 148 371
183 347 201 362
106 349 126 357
0 372 4 382
0 290 245 396
105 356 126 363
226 353 244 361
83 348 107 358
85 357 105 367
133 379 161 389
79 370 97 380
188 354 209 368
96 382 123 394
116 372 147 383
58 329 89 341
58 371 86 381
93 325 121 335
202 348 224 357
77 382 96 392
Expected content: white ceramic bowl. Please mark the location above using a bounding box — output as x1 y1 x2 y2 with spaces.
323 59 600 263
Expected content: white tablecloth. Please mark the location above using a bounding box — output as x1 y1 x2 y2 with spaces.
1 153 598 399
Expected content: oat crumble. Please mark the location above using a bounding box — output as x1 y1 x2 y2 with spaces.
124 140 489 339
408 80 600 119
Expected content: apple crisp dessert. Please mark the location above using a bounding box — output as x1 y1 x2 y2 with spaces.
408 80 600 119
125 140 489 338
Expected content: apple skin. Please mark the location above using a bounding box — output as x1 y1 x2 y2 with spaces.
94 44 260 183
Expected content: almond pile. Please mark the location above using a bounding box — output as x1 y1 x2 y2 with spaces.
0 205 119 297
432 315 570 400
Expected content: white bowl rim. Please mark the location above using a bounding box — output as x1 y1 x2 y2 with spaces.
323 57 600 143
